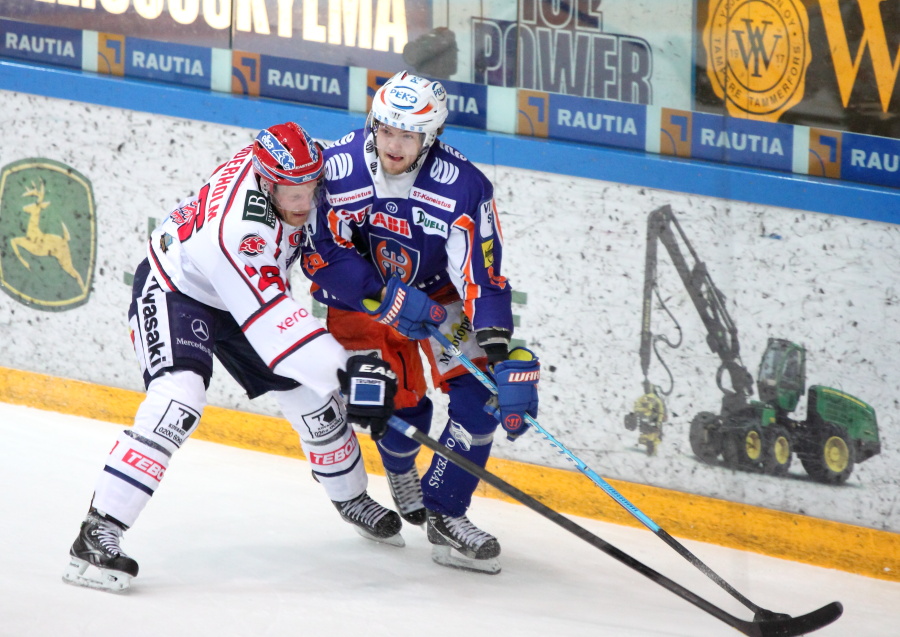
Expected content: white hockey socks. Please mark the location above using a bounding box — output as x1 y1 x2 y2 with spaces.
276 385 368 503
92 370 206 527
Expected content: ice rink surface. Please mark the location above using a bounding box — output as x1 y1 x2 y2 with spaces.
2 402 897 637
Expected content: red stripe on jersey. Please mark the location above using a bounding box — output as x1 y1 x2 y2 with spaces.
241 294 288 332
452 216 481 322
147 242 179 292
274 224 283 261
269 328 329 370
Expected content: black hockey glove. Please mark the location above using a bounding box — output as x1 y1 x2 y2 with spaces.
337 354 398 441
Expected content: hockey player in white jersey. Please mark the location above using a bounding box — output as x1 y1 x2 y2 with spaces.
301 72 541 573
63 122 402 593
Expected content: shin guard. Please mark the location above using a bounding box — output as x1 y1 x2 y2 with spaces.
92 370 206 527
422 419 494 517
422 375 496 517
277 386 367 503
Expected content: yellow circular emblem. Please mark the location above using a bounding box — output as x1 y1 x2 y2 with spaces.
703 0 811 121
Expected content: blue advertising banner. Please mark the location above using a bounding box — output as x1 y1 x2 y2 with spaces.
690 113 793 172
124 37 212 90
548 94 646 150
257 55 349 110
0 18 80 69
440 79 487 130
840 132 900 189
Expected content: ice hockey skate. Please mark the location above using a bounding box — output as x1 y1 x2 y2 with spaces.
386 466 427 526
334 492 404 546
62 509 139 593
426 510 501 574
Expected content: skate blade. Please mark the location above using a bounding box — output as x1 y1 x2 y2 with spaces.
352 526 405 547
62 556 133 593
431 545 501 574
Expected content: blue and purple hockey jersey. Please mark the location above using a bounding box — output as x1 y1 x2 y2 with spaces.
302 128 514 335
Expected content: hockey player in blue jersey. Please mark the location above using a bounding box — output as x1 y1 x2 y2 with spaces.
300 71 541 573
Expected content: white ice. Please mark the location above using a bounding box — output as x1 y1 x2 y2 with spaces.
1 402 897 637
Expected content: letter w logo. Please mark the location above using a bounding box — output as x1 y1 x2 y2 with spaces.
821 0 900 111
733 19 780 77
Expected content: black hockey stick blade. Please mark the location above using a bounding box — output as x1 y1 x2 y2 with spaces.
736 602 843 637
386 417 843 636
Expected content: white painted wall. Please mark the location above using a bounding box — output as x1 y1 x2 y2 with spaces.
1 90 896 532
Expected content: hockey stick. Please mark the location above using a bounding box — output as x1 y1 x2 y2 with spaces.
388 416 841 637
425 324 827 621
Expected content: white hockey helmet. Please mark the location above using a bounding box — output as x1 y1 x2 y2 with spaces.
367 71 449 151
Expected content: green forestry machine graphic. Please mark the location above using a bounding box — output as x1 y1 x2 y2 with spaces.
623 206 880 483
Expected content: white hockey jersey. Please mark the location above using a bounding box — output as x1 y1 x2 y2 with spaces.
146 143 345 397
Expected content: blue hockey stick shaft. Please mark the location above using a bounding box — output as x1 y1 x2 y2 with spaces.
426 323 658 528
425 323 769 615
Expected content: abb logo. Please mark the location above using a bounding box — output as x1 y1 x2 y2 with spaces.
309 435 358 466
124 449 166 482
371 212 411 237
507 371 540 382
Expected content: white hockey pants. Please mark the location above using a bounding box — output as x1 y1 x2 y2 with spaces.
91 370 367 528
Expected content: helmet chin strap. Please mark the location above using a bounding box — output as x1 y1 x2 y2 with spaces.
407 149 428 173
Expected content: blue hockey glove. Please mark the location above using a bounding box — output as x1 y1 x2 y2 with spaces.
362 276 447 340
488 347 540 441
337 354 398 441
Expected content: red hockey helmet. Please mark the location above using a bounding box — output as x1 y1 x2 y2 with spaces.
252 122 324 186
